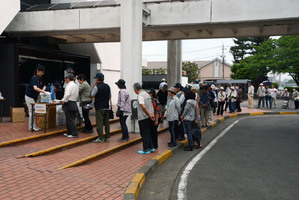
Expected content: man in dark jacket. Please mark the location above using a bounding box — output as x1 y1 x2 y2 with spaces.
91 73 111 143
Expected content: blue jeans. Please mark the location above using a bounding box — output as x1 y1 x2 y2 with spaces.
265 95 272 108
258 97 265 108
169 120 178 146
230 101 236 113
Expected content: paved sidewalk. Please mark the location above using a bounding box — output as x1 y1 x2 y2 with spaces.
0 105 273 200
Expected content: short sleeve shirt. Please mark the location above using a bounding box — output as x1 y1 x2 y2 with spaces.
25 75 45 100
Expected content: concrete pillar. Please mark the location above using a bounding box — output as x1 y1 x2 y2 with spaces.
120 0 143 132
167 40 182 88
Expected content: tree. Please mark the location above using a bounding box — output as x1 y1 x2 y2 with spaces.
182 62 199 83
142 68 151 75
153 68 166 75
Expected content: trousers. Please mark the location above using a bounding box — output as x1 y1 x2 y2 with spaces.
96 110 110 140
138 118 154 151
63 101 78 136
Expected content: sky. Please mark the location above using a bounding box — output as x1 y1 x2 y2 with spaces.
142 37 292 82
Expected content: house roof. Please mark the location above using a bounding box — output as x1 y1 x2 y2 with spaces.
147 58 232 70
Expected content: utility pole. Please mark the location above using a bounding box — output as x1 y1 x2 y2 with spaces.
221 44 225 80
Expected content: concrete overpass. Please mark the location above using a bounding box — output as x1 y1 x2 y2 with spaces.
5 0 299 43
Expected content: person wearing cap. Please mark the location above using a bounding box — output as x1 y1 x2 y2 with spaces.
292 88 299 109
92 72 111 143
133 83 155 154
62 73 79 138
115 79 131 141
25 64 46 131
228 86 237 113
281 88 290 99
210 85 218 116
247 82 254 109
148 88 161 149
159 78 167 90
257 83 266 108
217 86 226 115
167 87 181 147
77 74 93 133
157 84 168 122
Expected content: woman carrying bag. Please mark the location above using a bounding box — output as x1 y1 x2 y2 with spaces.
181 90 200 151
148 88 161 149
115 79 131 141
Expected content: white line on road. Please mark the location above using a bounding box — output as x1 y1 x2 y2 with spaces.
177 120 240 200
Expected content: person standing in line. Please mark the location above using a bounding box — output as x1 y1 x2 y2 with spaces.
92 73 111 143
174 83 185 104
181 90 199 151
210 85 218 116
270 85 278 109
292 88 299 109
77 74 93 133
265 85 272 109
62 73 79 138
200 85 210 127
157 84 168 123
133 83 155 154
166 87 181 147
224 83 232 112
175 83 186 141
217 87 226 115
229 87 237 113
247 82 254 109
159 78 167 90
148 89 161 149
236 84 243 112
257 83 266 108
25 64 46 131
115 79 131 141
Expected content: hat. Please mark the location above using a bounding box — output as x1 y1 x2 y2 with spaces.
162 84 168 90
94 72 104 81
220 86 224 90
174 83 182 89
260 83 263 86
182 87 188 93
195 80 199 84
231 87 235 90
162 78 166 81
191 87 196 91
115 79 126 88
211 84 215 88
168 87 177 94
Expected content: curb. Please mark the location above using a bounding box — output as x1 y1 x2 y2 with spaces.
0 119 119 147
123 111 299 200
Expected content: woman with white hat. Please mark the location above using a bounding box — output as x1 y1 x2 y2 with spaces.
228 86 237 113
217 86 226 115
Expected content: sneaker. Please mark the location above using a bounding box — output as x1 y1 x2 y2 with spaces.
105 138 110 142
194 145 202 149
63 133 70 137
184 146 193 151
93 138 104 143
67 135 78 138
29 127 41 131
149 149 155 153
137 150 150 154
118 138 129 141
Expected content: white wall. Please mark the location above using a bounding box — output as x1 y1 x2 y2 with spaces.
94 43 121 106
0 0 20 34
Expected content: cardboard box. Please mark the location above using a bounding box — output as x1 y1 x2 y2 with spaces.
36 105 56 129
10 107 25 123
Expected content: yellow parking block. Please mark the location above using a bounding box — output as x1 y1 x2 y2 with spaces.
152 150 172 165
249 112 264 116
229 114 238 118
280 112 298 115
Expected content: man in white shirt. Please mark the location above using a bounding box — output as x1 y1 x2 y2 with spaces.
257 83 266 108
270 85 278 109
247 82 254 109
224 83 232 111
62 73 79 138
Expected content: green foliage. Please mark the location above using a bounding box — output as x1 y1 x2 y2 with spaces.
272 82 279 88
153 68 166 75
142 68 151 75
182 62 199 83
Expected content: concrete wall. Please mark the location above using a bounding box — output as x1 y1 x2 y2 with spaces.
0 0 20 34
94 43 121 106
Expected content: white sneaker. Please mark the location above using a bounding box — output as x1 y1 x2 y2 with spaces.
28 127 41 131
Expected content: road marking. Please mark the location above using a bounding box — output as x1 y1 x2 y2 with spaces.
177 120 240 200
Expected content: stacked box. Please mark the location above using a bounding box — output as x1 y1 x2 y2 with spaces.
10 107 25 123
36 105 56 129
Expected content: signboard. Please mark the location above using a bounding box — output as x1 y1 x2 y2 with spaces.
35 104 46 114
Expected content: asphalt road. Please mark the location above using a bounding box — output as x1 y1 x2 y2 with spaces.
139 115 299 200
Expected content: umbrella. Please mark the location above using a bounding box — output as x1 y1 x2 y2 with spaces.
262 80 272 86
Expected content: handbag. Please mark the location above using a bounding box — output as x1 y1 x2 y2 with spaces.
116 107 121 117
109 99 114 119
82 101 93 111
191 124 201 145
